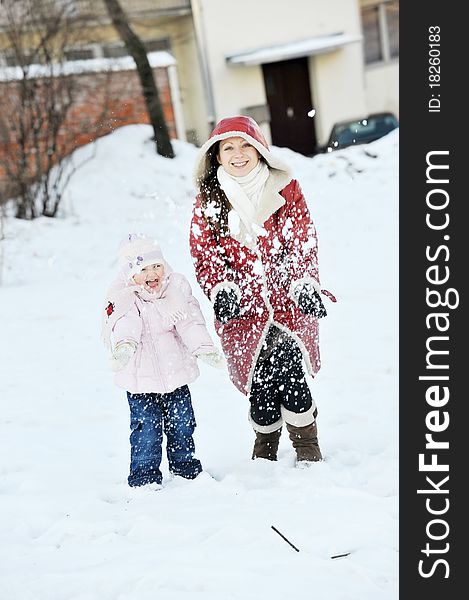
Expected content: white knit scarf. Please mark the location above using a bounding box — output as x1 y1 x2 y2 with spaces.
217 161 270 238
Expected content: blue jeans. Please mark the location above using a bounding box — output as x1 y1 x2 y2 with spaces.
126 385 202 487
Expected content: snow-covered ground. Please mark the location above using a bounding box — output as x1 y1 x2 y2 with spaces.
0 125 398 599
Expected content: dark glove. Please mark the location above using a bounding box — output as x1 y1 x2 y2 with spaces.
213 288 240 324
296 285 327 318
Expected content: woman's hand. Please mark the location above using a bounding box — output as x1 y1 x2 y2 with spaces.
213 288 240 324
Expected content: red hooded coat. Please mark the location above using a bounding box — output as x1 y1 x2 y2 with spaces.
190 116 333 395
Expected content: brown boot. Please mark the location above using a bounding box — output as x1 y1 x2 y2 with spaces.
252 428 282 461
285 421 322 463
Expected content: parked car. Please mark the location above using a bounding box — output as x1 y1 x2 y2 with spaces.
317 112 399 153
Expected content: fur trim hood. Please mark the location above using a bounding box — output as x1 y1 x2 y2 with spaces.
193 115 291 186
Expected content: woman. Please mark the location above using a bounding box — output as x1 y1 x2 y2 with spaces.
189 116 335 465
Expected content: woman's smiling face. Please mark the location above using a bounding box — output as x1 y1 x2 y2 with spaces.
133 263 165 293
217 136 260 177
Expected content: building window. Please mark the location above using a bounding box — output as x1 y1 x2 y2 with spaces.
64 47 96 62
386 2 399 58
361 1 399 65
144 38 172 53
1 51 21 67
1 49 39 67
362 5 382 63
101 38 171 59
102 44 128 59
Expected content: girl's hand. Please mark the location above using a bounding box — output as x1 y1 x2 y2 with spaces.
110 341 137 372
196 349 227 370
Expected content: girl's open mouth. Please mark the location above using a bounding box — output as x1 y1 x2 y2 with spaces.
146 279 159 289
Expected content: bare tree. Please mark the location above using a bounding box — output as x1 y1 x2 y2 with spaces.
0 0 111 218
102 0 174 158
0 200 5 285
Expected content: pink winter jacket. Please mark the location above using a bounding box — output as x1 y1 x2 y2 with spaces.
102 271 217 394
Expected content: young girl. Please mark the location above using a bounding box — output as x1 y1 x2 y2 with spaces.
102 233 224 488
190 116 335 466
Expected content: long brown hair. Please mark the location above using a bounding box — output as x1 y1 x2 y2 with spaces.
197 143 231 236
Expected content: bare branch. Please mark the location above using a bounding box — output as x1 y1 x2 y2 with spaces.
0 0 117 218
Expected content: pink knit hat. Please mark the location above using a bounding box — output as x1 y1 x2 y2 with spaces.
118 233 165 279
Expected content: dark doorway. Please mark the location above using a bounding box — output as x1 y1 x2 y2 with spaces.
262 57 316 155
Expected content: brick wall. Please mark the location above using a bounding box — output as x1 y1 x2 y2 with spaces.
0 65 176 199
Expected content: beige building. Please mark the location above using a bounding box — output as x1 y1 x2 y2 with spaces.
0 0 399 153
191 0 399 152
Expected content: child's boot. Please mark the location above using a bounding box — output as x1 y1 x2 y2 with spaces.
252 428 282 461
285 421 322 464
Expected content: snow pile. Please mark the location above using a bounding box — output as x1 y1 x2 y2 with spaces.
0 51 176 82
0 125 398 599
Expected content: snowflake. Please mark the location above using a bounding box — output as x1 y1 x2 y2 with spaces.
204 201 220 219
191 223 201 237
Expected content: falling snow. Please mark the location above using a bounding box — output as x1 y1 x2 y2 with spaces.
0 124 398 599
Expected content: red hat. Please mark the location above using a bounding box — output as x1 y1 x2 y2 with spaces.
193 115 290 185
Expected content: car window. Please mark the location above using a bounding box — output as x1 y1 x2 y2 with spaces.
331 114 398 146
